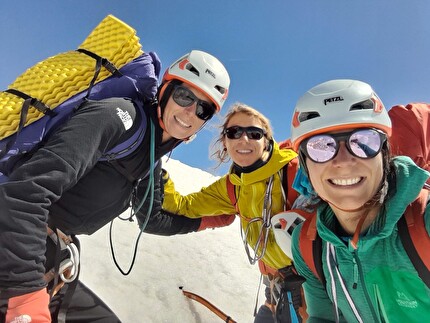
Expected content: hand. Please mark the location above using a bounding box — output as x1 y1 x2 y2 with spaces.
161 168 169 184
197 214 235 231
6 288 51 323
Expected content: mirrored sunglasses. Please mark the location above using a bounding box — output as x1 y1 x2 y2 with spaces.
172 86 216 121
301 128 386 163
223 126 266 140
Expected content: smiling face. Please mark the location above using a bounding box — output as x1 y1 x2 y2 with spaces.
305 135 384 211
161 84 209 141
223 112 268 167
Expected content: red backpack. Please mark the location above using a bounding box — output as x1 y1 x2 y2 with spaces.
299 103 430 288
389 103 430 183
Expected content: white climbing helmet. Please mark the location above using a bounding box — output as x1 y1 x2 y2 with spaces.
290 79 392 151
163 50 230 112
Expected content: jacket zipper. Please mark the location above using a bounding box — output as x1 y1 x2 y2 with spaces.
352 250 380 322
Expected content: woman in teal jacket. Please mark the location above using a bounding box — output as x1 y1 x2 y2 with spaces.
289 79 430 322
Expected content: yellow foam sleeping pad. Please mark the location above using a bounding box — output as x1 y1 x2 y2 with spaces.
0 14 143 140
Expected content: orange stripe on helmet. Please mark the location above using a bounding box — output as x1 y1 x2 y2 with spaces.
371 95 384 113
221 88 229 102
292 111 300 128
178 58 189 70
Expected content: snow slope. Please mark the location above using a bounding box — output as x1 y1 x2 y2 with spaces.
79 158 263 322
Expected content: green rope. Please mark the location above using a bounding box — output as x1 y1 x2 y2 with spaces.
110 118 156 275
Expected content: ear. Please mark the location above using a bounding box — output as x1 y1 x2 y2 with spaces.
222 137 227 150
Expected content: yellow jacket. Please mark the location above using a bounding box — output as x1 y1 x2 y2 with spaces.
163 142 298 269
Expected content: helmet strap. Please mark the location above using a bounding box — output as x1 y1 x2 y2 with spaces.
158 80 182 112
323 176 386 248
350 208 370 249
183 120 208 143
157 80 183 133
157 106 167 131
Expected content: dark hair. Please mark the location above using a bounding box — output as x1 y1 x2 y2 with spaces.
157 79 182 110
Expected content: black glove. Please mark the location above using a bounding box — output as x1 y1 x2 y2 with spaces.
136 164 202 235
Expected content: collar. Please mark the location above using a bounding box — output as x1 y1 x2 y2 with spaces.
232 142 273 175
228 141 298 186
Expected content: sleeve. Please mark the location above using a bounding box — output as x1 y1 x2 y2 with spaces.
291 223 340 322
134 162 202 235
162 174 237 218
0 98 137 298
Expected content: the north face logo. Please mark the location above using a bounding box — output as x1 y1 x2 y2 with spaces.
10 314 32 323
116 107 133 130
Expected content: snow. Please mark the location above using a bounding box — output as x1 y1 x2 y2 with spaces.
78 157 263 322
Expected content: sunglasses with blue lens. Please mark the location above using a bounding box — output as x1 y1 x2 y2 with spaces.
223 126 267 140
301 128 386 163
172 86 216 121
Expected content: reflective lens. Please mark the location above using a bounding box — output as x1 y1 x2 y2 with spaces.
302 128 386 163
172 86 216 121
223 126 266 140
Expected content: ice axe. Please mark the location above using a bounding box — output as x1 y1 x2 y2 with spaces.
179 286 237 323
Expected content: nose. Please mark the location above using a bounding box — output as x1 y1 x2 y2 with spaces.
332 142 355 166
184 102 197 115
238 131 250 141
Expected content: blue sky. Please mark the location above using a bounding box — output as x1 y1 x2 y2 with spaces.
1 1 429 175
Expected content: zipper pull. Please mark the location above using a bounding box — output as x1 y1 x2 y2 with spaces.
352 252 358 289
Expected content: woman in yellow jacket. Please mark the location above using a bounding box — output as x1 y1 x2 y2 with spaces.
162 103 304 323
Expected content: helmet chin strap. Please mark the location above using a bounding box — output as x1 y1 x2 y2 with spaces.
157 106 167 131
323 176 387 249
350 210 370 249
182 120 209 143
322 198 373 249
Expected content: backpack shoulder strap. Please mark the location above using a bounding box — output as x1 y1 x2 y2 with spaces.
282 157 299 209
299 212 325 285
278 140 299 209
398 188 430 288
226 175 238 212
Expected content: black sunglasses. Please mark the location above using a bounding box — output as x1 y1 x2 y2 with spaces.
300 128 386 163
172 86 216 121
223 126 266 140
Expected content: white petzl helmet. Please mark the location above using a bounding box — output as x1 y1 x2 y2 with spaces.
271 211 305 260
163 50 230 112
291 79 392 151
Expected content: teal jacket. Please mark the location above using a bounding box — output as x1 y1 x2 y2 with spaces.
292 156 430 322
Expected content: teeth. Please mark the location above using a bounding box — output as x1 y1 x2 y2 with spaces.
331 177 361 186
237 149 252 154
175 117 190 128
